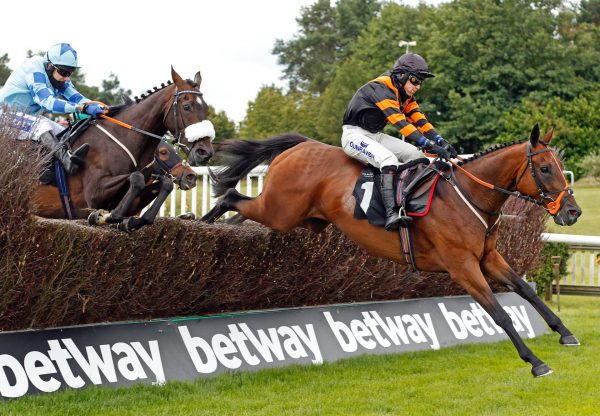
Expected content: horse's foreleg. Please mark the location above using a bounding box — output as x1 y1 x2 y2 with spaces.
88 172 146 226
448 258 552 377
119 175 174 232
481 249 579 346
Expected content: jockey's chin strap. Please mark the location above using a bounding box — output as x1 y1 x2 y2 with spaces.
166 88 205 154
450 142 572 216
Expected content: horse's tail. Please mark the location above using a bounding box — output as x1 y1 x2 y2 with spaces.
210 133 309 196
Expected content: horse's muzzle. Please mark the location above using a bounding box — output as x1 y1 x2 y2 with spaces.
189 143 214 166
554 201 582 226
178 172 198 191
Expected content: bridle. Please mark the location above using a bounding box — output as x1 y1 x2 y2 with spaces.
152 142 189 185
165 87 206 154
513 143 572 215
450 141 572 216
95 85 207 166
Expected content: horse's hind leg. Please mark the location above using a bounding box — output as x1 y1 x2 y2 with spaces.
448 257 552 377
481 249 579 346
201 189 252 223
201 187 307 232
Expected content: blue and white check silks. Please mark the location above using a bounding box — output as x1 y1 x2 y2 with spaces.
0 55 89 115
0 55 90 140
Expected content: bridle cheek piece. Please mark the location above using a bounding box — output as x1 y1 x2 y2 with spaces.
515 144 572 215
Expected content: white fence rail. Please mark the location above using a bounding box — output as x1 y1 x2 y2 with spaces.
542 233 600 286
154 165 269 218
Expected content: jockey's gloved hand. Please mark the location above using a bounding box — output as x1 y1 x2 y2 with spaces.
81 102 107 118
422 139 451 160
433 134 458 159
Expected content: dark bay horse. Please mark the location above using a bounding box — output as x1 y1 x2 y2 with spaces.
31 67 214 228
202 125 582 377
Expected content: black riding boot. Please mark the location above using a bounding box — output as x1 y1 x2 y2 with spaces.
39 131 89 184
379 166 401 231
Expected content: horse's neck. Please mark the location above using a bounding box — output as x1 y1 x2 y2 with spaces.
458 144 526 212
121 87 173 135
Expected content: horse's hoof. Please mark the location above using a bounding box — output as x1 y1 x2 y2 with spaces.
560 335 580 346
116 218 134 233
88 209 109 226
88 210 101 226
178 212 196 221
531 363 553 378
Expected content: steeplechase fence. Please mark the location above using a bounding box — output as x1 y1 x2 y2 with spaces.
147 166 600 294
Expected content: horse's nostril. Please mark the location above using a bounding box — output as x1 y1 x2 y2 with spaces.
187 174 197 182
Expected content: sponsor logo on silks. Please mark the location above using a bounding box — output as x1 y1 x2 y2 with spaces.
360 141 369 148
9 115 35 132
349 141 375 160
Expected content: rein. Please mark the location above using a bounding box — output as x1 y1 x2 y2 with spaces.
449 142 572 216
99 114 165 140
90 86 205 165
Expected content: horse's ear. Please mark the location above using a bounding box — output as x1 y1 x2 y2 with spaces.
542 127 555 144
171 66 184 85
194 71 202 89
529 124 540 146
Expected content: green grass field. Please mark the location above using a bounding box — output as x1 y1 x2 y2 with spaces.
2 296 598 416
546 184 600 236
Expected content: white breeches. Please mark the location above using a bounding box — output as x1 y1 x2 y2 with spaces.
341 125 424 169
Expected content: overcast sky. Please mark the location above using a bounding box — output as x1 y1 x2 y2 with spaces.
1 0 429 123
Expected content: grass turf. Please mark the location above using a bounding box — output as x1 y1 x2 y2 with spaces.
546 184 600 236
2 295 599 415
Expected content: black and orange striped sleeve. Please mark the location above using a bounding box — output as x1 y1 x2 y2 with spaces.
369 76 425 143
405 98 438 140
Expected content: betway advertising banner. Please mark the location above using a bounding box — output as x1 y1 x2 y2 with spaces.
0 293 547 398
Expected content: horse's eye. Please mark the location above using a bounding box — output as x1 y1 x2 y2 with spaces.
159 149 168 155
183 103 192 111
540 166 550 174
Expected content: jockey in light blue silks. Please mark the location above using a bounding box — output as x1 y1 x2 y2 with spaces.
0 43 107 183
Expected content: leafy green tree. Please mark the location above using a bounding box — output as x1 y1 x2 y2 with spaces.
498 86 600 178
578 151 600 182
423 0 583 151
239 85 320 139
273 0 380 94
0 53 10 86
208 105 237 140
579 0 600 25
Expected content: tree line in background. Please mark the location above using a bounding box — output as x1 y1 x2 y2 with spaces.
2 0 599 176
244 0 600 178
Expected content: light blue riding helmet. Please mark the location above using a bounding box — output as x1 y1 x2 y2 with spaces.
46 43 79 69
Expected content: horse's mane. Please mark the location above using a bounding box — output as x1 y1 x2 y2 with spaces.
106 103 133 117
457 139 527 166
133 80 174 103
133 78 198 104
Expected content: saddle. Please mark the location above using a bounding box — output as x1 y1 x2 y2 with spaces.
57 117 92 147
353 159 448 227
